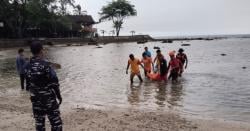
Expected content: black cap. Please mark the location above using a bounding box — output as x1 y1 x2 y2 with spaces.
30 41 43 55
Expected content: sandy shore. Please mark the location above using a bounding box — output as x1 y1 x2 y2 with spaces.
1 94 250 131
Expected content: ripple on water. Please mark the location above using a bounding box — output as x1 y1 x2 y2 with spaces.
1 39 250 122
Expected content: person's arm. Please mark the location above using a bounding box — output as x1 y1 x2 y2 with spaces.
166 61 170 75
47 66 62 105
153 56 157 63
140 63 144 69
140 59 144 65
150 58 154 71
151 63 154 72
138 60 144 69
16 57 20 74
20 57 26 72
126 61 130 74
185 54 188 69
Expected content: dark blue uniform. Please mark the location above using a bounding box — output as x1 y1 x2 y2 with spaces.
25 57 62 131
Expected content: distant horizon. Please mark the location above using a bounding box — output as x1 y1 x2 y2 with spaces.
101 32 250 38
77 0 250 37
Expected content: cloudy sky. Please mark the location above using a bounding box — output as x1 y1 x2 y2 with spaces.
75 0 250 37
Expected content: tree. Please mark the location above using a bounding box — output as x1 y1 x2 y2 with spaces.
110 30 115 36
130 30 135 36
99 0 136 36
74 4 82 15
59 0 75 15
0 0 84 38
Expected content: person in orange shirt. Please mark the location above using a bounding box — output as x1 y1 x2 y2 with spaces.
141 52 154 77
126 54 144 84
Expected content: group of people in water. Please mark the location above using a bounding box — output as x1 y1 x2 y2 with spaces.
15 42 188 131
126 47 188 84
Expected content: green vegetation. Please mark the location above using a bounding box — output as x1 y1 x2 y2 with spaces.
99 0 137 36
0 0 83 38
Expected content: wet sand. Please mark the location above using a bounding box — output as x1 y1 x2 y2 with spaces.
1 93 250 131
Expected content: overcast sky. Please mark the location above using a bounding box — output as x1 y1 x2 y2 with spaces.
75 0 250 37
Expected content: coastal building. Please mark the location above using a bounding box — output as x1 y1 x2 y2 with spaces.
66 15 97 38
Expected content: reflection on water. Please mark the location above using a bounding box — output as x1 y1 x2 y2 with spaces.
127 81 184 109
168 83 184 108
127 83 143 105
1 38 250 122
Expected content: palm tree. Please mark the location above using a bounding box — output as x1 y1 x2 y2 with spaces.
110 30 115 36
130 30 135 36
99 0 137 36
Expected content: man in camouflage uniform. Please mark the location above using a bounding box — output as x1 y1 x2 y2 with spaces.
25 42 63 131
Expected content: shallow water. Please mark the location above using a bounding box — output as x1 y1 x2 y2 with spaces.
0 38 250 122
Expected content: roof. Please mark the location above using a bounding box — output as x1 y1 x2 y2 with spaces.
67 15 96 25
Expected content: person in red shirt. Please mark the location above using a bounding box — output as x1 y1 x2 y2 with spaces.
176 48 188 76
167 51 182 83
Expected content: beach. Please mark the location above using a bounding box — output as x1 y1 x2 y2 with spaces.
1 38 250 130
0 93 250 131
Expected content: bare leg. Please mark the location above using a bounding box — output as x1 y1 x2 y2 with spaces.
179 66 184 77
20 74 25 90
130 73 135 84
137 73 143 82
144 69 147 77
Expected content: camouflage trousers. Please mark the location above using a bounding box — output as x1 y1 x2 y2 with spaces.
31 96 63 131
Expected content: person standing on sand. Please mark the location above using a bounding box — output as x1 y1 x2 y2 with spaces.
167 51 182 83
126 54 144 84
176 48 188 76
141 52 154 77
16 48 28 90
143 47 151 57
25 42 63 131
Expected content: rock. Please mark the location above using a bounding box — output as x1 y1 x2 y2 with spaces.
137 40 148 44
88 41 98 45
153 46 160 50
242 67 247 69
204 38 214 41
47 41 53 46
76 107 85 111
75 44 83 46
96 45 103 48
220 53 227 56
162 40 173 43
124 114 130 116
181 44 190 46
